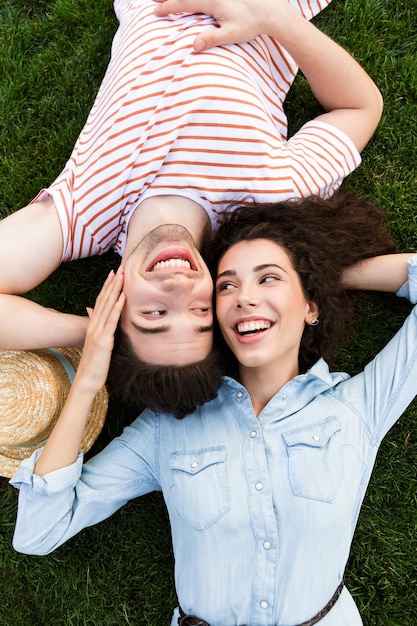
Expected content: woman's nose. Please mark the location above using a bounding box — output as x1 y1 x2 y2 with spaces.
236 292 258 308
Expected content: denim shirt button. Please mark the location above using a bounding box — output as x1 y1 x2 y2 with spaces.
263 540 271 550
281 394 287 401
312 435 320 442
237 391 243 398
260 600 269 609
250 430 257 438
255 482 263 491
191 462 199 469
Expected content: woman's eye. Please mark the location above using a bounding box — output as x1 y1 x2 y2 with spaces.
260 274 279 284
143 310 165 317
216 282 234 292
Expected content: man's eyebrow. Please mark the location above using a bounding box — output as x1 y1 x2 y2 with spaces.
132 323 170 334
131 322 213 335
197 324 213 334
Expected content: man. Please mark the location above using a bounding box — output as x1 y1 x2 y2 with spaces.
0 0 382 410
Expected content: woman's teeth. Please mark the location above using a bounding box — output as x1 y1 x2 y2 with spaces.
237 321 271 335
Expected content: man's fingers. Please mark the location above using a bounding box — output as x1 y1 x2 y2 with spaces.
154 0 211 17
154 0 257 51
193 27 233 51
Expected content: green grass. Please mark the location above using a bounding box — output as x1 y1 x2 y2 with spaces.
0 0 416 624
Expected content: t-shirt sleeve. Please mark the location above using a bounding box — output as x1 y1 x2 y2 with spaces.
285 120 361 198
290 0 333 22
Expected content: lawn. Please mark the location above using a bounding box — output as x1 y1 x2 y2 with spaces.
0 0 416 624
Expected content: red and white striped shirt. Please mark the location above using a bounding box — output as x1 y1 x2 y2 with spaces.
39 0 360 261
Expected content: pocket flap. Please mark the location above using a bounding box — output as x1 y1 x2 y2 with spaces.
282 417 341 448
169 447 226 475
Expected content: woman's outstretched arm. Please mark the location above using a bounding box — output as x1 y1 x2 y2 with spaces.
342 253 416 293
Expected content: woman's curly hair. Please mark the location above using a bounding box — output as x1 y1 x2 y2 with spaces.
208 192 397 373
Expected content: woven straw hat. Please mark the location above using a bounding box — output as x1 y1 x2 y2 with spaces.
0 347 108 478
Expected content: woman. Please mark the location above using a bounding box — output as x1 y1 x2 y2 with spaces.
11 194 416 626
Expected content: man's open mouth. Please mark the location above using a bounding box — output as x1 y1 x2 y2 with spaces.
152 258 192 270
147 248 197 272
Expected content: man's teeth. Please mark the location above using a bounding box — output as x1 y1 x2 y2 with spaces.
152 258 191 270
237 321 271 335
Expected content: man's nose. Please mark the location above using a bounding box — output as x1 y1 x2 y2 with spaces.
160 273 193 293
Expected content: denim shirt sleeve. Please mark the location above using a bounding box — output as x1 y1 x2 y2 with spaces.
11 448 84 494
395 254 417 303
342 255 417 441
10 410 160 555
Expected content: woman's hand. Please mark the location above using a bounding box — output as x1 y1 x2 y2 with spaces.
33 268 125 477
76 267 125 395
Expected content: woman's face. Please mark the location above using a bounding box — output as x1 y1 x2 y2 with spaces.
215 239 319 375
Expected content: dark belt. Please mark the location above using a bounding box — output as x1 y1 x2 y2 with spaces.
178 578 344 626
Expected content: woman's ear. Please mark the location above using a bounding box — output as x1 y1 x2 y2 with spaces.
305 301 319 326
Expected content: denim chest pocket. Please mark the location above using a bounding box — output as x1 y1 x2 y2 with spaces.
169 447 229 532
282 417 343 503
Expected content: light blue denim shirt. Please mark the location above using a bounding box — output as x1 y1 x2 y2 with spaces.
11 257 417 626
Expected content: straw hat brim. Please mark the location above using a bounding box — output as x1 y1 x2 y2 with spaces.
0 347 108 478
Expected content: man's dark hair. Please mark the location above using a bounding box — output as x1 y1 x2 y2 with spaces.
107 326 224 419
209 191 397 373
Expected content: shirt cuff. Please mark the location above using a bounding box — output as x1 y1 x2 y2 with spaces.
9 449 84 496
396 255 417 304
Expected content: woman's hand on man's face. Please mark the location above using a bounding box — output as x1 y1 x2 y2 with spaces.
77 268 125 395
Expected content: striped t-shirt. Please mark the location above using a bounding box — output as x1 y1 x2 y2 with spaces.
39 0 360 261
